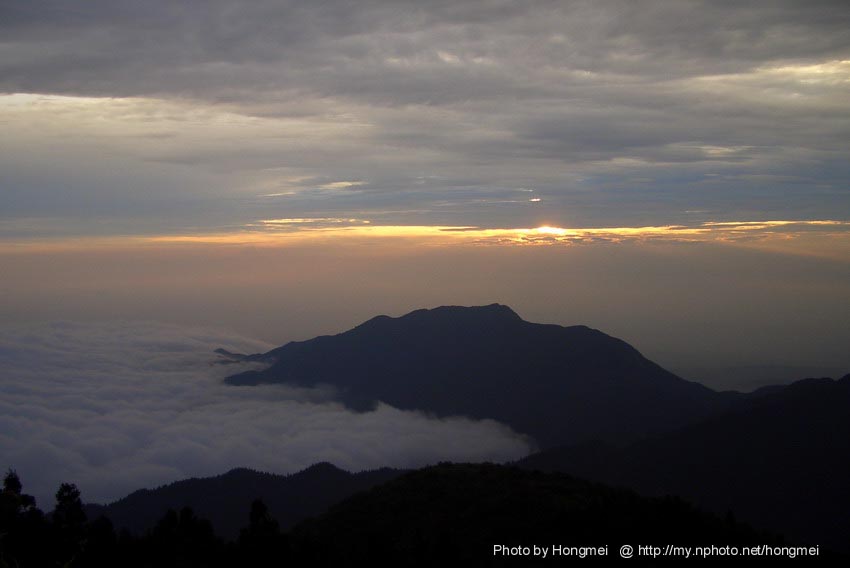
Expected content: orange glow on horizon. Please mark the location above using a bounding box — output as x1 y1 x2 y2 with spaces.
1 220 849 261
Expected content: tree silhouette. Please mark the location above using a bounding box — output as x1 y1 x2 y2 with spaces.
2 469 36 518
144 507 223 566
54 483 86 530
77 515 119 568
3 470 22 496
53 482 87 566
238 499 288 565
0 469 48 567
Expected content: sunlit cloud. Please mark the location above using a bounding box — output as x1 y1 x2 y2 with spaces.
259 218 371 225
693 59 850 88
317 181 367 190
759 60 850 85
247 218 850 248
3 219 849 254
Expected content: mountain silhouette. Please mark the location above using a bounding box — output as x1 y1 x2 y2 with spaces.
84 463 403 540
226 304 733 447
518 374 850 552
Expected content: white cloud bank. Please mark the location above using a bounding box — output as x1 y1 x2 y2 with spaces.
0 321 533 507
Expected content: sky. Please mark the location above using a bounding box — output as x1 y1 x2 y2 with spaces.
1 0 850 500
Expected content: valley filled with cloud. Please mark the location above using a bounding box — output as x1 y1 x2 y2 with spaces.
0 320 532 507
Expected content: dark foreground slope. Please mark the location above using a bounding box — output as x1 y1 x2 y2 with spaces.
519 375 850 552
226 304 730 447
12 464 838 567
289 463 801 566
84 463 402 540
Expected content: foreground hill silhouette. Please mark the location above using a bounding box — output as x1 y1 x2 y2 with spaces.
84 463 402 540
289 463 799 565
226 304 732 447
518 374 850 552
14 464 838 567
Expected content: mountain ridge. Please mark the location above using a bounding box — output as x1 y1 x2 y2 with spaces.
289 462 791 565
225 304 733 448
517 373 850 552
84 464 404 540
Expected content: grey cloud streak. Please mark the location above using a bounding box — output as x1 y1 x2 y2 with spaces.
0 321 532 507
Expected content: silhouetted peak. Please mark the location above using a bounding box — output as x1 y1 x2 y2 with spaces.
352 304 522 333
221 467 261 478
416 303 520 318
300 462 347 476
399 304 523 326
226 304 728 448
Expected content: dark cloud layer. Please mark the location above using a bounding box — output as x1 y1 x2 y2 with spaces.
3 1 848 96
1 1 848 233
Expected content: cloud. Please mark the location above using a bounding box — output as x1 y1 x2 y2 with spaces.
1 1 849 235
0 321 533 507
3 1 848 99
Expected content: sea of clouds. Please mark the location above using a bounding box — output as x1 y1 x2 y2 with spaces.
0 321 533 508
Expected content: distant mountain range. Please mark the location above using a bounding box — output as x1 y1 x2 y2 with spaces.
84 464 402 540
225 304 735 448
79 463 789 559
518 374 850 552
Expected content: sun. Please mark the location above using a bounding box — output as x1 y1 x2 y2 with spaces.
533 226 569 236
